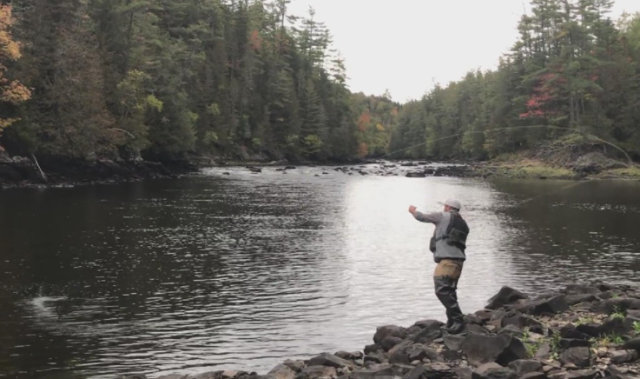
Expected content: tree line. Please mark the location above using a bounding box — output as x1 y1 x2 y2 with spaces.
390 0 640 161
0 0 400 164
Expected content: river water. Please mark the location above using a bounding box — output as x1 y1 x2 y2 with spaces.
0 164 639 379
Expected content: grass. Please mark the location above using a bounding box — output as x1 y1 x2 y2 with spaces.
608 165 640 178
633 321 640 336
575 317 595 326
591 333 625 348
610 305 626 320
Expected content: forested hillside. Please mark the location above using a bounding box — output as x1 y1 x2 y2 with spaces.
390 1 640 162
0 0 397 164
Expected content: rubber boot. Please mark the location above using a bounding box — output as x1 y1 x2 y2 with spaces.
434 276 465 335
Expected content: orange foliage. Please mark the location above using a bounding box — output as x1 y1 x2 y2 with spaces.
357 142 369 157
357 111 371 132
249 30 262 51
0 5 31 132
391 107 399 116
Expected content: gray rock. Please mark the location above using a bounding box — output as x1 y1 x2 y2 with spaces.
558 339 590 349
502 315 544 333
486 287 529 310
284 360 306 372
508 360 543 377
424 363 456 379
443 334 465 351
518 296 569 315
301 366 338 379
364 352 388 364
389 344 439 365
498 325 524 337
351 365 404 379
534 342 551 360
564 370 597 379
564 285 600 295
610 350 638 364
335 351 363 361
520 372 548 379
472 363 517 379
308 353 355 369
564 294 597 306
381 337 405 352
461 333 528 366
467 324 490 334
410 321 443 343
374 326 408 344
269 364 297 379
590 298 640 314
559 347 591 368
365 344 384 354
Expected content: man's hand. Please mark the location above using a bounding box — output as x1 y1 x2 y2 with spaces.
409 205 417 215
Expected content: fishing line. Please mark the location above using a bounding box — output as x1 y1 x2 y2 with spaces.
380 124 636 205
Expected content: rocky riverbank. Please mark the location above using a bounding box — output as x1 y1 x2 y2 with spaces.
126 281 640 379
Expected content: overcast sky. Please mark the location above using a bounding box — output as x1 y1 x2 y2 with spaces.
287 0 640 103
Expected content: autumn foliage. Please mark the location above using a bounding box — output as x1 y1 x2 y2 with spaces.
0 5 31 130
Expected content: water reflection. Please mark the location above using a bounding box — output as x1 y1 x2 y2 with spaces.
0 169 639 378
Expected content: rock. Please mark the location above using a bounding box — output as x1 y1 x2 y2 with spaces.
623 316 640 332
591 298 640 314
284 360 306 372
564 285 601 295
364 352 387 364
308 353 355 369
381 337 405 352
559 347 591 368
389 344 439 365
456 367 474 379
622 337 640 351
606 365 637 379
472 363 517 379
520 373 548 379
335 351 363 361
474 310 496 323
559 324 591 340
301 366 337 379
610 350 638 364
508 360 543 377
443 334 466 351
365 344 383 355
403 366 426 379
498 325 524 337
193 373 224 379
374 326 408 344
407 326 422 335
564 370 597 379
124 376 148 379
410 323 443 344
406 172 426 178
222 371 241 379
502 315 544 332
487 287 529 310
270 364 299 379
467 324 490 334
534 343 551 360
564 295 597 306
518 296 569 315
558 339 590 349
460 333 528 366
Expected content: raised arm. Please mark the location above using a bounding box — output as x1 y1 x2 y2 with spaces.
408 205 443 224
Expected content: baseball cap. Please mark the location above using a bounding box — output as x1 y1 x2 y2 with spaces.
439 198 462 210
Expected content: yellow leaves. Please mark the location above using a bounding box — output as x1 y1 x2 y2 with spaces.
376 123 385 132
0 5 30 134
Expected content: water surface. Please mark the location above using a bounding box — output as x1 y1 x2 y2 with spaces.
0 165 639 378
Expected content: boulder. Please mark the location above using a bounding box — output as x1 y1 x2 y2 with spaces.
564 294 597 306
564 370 597 379
423 363 456 379
301 366 337 379
467 324 490 334
520 373 548 379
622 337 640 351
486 287 529 310
558 339 590 349
364 352 388 364
559 347 590 368
610 350 638 364
460 333 528 366
606 365 637 379
474 310 495 323
410 326 443 344
502 315 544 332
564 285 600 295
374 326 408 344
443 334 466 351
534 342 552 361
576 318 627 337
590 298 640 314
508 360 543 377
471 363 517 379
389 343 439 365
284 360 306 372
559 324 591 340
335 351 363 361
269 364 298 379
381 337 404 352
365 345 384 355
308 353 355 369
517 296 569 315
498 325 524 337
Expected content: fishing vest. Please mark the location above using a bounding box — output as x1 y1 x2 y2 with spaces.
430 212 469 253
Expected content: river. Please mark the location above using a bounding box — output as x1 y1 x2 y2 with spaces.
0 164 639 378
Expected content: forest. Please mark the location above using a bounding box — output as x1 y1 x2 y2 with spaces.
0 0 639 166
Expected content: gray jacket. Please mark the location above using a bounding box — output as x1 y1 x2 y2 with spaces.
414 210 467 262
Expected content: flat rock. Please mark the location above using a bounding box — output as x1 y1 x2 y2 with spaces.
558 339 590 349
591 298 640 314
381 337 404 352
461 333 528 366
559 347 591 368
622 337 640 351
564 370 597 379
335 351 363 361
365 344 383 355
374 326 408 344
508 360 543 377
284 360 306 372
559 324 591 340
535 342 552 360
487 287 529 310
410 325 443 344
301 366 338 379
564 285 601 295
443 334 465 351
269 364 297 379
389 344 439 365
564 294 597 306
498 325 524 337
472 363 517 379
520 372 548 379
308 353 355 369
518 296 569 315
610 350 638 364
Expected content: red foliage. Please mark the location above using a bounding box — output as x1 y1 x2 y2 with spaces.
357 111 370 132
249 30 262 51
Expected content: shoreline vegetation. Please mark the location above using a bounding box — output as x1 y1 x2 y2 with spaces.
126 282 640 379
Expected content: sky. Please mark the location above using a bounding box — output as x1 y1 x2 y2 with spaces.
287 0 640 103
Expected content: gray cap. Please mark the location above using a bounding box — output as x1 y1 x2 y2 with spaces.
440 198 461 210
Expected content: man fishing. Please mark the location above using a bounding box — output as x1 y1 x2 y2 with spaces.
408 199 469 335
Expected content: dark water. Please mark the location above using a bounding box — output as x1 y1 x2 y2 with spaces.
1 165 639 379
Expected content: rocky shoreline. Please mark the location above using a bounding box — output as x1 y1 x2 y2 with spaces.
129 282 640 379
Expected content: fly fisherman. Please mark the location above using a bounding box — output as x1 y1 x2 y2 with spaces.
408 199 469 335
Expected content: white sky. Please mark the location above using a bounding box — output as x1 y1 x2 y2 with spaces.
287 0 640 103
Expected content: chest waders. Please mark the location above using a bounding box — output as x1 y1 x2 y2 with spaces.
432 213 469 334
